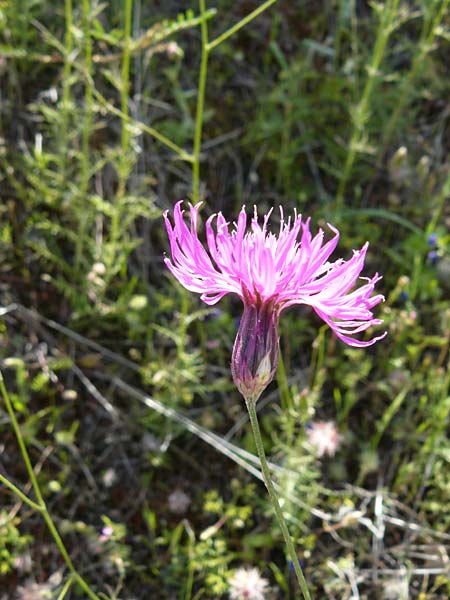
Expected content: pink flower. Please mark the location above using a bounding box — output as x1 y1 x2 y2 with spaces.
164 202 386 398
228 567 269 600
99 526 114 543
306 420 341 457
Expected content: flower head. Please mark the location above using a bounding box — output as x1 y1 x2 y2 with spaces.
428 250 438 266
168 489 191 514
164 202 386 398
306 420 341 457
427 232 438 247
99 526 114 543
228 566 269 600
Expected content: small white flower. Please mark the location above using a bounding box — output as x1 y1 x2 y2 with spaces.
166 41 182 57
102 468 117 488
168 490 191 515
228 567 269 600
307 420 341 457
16 582 53 600
13 552 32 574
382 575 409 599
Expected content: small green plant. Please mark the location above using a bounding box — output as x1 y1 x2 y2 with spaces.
0 511 33 575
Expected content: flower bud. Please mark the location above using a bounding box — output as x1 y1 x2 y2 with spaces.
231 302 279 401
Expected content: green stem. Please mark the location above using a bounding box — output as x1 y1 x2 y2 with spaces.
0 371 103 600
192 0 209 204
42 510 101 600
110 0 133 257
0 473 43 512
192 0 281 202
121 0 133 157
333 0 346 71
57 577 74 600
207 0 279 51
61 0 73 175
245 396 312 600
75 0 94 271
409 169 450 301
92 88 193 162
0 373 43 504
335 0 400 212
81 0 93 183
382 0 449 149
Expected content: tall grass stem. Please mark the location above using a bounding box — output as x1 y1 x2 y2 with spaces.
121 0 133 157
192 0 280 203
335 0 400 211
61 0 73 175
192 0 210 204
75 0 94 270
382 0 449 148
0 472 43 512
0 371 102 600
207 0 279 51
109 0 134 255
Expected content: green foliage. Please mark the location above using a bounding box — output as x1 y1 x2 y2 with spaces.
0 511 33 575
0 0 449 598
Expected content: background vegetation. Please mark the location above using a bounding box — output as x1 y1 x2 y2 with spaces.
0 0 449 598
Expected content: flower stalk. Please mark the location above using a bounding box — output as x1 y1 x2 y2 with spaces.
245 395 312 599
